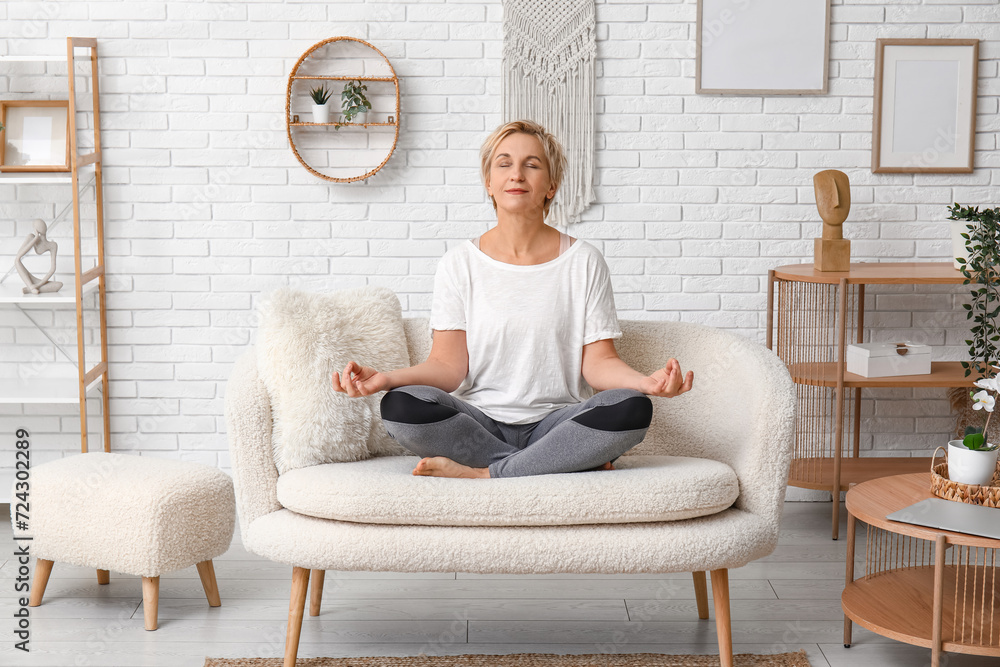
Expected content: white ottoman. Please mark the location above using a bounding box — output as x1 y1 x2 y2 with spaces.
12 452 235 630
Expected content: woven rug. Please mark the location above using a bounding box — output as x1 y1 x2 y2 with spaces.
501 0 597 227
204 651 811 666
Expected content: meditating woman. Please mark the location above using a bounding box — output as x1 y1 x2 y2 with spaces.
333 119 693 479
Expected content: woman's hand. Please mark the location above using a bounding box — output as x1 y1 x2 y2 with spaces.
333 361 391 398
639 358 694 398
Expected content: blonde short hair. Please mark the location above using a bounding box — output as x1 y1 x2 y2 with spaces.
479 120 567 217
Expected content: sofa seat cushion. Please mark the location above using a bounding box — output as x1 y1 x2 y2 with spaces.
275 454 739 527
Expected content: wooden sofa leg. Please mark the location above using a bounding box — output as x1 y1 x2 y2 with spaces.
142 576 160 631
711 568 733 667
692 571 710 620
309 569 325 616
97 569 110 585
284 567 310 667
29 559 54 607
196 560 222 607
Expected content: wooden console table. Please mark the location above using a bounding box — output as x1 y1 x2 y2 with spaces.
767 263 975 539
843 474 999 666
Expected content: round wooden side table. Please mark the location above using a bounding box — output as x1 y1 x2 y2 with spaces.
843 473 1000 666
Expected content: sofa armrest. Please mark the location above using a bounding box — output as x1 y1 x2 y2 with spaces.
714 331 796 525
619 320 795 537
224 347 282 537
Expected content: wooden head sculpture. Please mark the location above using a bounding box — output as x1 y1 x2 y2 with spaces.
813 169 851 271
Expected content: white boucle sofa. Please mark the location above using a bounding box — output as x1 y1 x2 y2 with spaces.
225 318 796 667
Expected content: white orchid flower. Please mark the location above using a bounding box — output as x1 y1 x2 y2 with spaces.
972 390 995 412
974 377 1000 393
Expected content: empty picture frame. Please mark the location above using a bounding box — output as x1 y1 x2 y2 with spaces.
696 0 830 95
0 100 70 172
872 39 979 174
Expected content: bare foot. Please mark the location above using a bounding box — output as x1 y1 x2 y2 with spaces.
601 462 614 471
412 456 490 479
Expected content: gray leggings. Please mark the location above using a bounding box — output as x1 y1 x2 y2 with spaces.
380 385 653 478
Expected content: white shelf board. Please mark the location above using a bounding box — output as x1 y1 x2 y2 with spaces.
0 279 99 304
0 48 90 62
0 172 73 184
0 55 65 62
0 375 102 404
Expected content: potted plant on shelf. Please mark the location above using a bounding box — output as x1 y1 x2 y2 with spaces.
954 203 1000 379
949 378 1000 486
336 79 372 129
309 84 332 124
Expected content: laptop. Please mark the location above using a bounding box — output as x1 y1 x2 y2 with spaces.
886 497 1000 540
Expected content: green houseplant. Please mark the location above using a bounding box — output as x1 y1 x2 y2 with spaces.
309 84 332 124
953 203 1000 379
949 203 1000 484
338 79 372 127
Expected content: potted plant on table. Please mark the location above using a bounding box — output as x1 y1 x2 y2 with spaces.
950 378 1000 486
309 84 332 124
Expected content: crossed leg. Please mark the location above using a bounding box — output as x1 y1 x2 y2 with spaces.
380 385 517 476
380 386 652 479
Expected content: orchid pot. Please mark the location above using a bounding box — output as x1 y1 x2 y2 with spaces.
951 377 1000 485
947 440 999 486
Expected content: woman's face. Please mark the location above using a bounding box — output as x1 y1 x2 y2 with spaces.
486 133 556 217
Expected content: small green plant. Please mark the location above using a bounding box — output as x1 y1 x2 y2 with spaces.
340 79 371 123
309 84 332 106
952 203 1000 379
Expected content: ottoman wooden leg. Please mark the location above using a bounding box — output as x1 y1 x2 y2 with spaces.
142 576 160 631
711 568 733 667
97 569 110 585
29 559 54 607
284 567 310 667
196 560 222 607
692 571 710 620
309 569 325 616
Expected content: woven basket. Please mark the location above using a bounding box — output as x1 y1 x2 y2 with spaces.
930 446 1000 508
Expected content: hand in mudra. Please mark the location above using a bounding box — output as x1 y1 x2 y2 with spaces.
332 361 391 398
639 358 694 398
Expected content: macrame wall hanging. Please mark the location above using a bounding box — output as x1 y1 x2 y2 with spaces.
502 0 596 227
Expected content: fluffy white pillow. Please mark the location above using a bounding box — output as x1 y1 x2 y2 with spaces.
256 286 411 474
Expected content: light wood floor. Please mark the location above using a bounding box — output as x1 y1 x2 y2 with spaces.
1 502 997 667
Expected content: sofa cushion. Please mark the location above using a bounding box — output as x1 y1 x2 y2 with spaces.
256 285 411 475
275 454 739 527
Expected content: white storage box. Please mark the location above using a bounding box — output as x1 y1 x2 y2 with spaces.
846 342 931 378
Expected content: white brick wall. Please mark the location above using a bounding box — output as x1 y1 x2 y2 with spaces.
1 1 998 501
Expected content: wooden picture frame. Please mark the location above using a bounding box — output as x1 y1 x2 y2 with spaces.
872 39 979 174
696 0 830 95
0 100 71 172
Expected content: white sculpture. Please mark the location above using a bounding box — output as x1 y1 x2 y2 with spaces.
15 219 63 294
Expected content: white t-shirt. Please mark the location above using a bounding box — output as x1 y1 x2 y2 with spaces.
429 237 623 424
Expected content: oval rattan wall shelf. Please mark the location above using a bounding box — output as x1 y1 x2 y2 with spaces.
285 37 400 183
